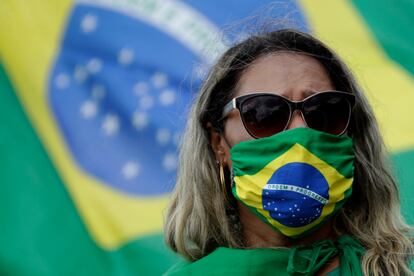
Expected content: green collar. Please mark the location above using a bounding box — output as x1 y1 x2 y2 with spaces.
165 235 365 276
288 235 365 275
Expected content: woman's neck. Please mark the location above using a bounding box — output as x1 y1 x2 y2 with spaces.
238 203 341 275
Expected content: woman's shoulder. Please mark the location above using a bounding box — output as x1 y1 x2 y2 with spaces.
164 247 291 275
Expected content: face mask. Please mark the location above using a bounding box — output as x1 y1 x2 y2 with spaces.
230 128 354 238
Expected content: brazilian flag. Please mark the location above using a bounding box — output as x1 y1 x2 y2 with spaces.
0 0 413 275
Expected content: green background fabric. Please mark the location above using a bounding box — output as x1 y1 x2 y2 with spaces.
351 0 414 225
0 64 180 276
352 0 414 76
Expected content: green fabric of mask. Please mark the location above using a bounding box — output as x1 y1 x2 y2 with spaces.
230 128 354 238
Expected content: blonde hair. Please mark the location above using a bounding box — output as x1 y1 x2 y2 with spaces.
164 29 413 275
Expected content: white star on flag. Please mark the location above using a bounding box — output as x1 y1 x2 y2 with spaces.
91 84 105 100
156 128 171 145
132 111 148 130
81 14 98 33
159 89 176 106
151 72 168 88
118 47 134 65
121 161 140 180
80 100 98 119
86 58 102 74
102 114 120 136
163 153 177 172
139 95 154 110
133 82 149 96
55 73 70 89
74 65 89 83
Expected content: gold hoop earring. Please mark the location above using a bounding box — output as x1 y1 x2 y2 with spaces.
219 161 230 202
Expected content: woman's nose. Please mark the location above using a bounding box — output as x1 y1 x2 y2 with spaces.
286 110 307 130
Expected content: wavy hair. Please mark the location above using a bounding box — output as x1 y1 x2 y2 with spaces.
164 29 413 275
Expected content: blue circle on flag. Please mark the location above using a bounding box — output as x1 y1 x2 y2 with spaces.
47 1 309 197
262 162 329 227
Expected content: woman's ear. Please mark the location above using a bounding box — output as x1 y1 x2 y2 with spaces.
206 122 227 164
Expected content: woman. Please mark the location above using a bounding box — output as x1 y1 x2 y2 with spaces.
164 29 413 275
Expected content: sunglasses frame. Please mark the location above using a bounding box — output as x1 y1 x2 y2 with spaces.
221 91 355 138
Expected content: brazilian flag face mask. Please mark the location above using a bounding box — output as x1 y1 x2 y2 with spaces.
230 128 354 238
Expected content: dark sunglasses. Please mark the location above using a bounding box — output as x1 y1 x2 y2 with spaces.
221 91 355 138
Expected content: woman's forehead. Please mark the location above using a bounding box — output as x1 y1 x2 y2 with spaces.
235 52 334 100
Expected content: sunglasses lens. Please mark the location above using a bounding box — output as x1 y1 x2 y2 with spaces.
303 93 352 135
240 95 290 138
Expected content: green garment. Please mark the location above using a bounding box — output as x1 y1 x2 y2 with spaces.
165 235 365 275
